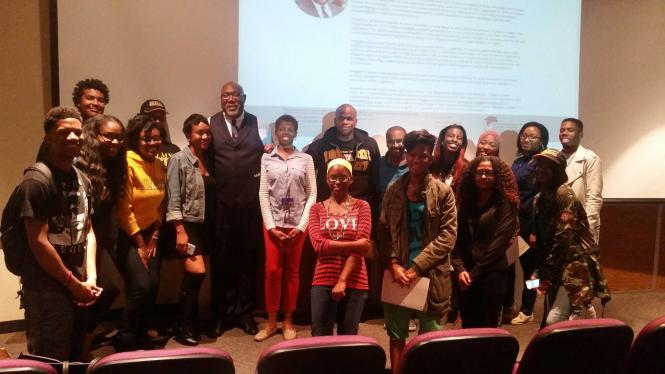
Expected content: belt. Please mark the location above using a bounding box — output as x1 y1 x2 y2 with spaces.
53 243 85 254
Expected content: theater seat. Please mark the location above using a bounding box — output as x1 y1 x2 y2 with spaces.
396 328 519 374
256 335 386 374
85 347 234 374
623 314 665 374
0 359 57 374
514 318 633 374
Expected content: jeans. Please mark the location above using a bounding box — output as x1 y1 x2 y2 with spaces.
545 286 571 325
310 285 368 336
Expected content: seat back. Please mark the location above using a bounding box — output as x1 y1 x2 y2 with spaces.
0 359 58 374
256 335 386 374
397 328 519 374
624 314 665 374
516 318 633 374
85 347 234 374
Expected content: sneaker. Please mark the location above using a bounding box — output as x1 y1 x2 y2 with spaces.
408 320 417 332
510 312 534 325
568 312 583 321
586 305 597 319
501 309 519 325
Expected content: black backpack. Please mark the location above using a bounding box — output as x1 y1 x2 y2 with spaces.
1 163 55 276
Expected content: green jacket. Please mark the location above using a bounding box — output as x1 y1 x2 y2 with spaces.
378 173 457 315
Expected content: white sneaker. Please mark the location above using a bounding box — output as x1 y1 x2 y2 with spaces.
510 312 534 325
408 320 417 332
568 312 583 320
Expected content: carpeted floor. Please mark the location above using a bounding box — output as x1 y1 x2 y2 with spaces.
1 290 664 374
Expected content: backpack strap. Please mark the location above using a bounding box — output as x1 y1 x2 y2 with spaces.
24 162 56 197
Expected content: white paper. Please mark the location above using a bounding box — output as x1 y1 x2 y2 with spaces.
381 269 430 311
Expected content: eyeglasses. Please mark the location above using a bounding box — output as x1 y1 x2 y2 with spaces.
99 133 125 143
519 134 541 142
140 136 162 144
328 176 351 183
221 92 243 100
475 170 495 177
387 139 404 146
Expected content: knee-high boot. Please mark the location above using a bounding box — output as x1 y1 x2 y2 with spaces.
175 272 204 346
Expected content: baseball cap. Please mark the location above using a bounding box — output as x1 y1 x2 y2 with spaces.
139 99 168 114
533 148 566 166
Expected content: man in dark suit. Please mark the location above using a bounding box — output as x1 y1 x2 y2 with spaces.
208 82 263 337
296 0 345 18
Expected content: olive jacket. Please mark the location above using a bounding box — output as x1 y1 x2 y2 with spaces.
378 173 457 316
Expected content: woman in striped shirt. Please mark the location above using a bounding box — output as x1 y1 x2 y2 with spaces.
308 158 372 336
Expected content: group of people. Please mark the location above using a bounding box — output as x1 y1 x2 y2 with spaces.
11 78 610 372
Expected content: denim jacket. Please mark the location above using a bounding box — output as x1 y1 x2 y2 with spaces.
166 146 206 223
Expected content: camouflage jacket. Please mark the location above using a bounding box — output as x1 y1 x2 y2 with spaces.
534 185 611 309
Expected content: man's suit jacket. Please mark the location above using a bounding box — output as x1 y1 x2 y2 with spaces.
208 111 263 206
296 0 344 18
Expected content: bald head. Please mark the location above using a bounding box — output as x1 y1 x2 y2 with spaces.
220 81 246 119
386 125 406 160
334 103 357 140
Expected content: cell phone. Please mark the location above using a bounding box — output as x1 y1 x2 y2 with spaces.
186 243 196 255
525 279 540 289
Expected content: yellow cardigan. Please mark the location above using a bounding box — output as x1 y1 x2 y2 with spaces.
117 150 166 236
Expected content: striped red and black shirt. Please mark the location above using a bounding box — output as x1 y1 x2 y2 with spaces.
308 199 371 290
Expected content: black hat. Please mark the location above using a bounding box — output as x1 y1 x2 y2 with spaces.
139 99 168 114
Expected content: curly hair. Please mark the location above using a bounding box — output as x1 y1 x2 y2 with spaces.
72 78 110 106
457 156 519 213
432 124 468 188
76 115 127 205
43 106 82 134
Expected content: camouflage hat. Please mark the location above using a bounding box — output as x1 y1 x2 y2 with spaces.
534 148 566 166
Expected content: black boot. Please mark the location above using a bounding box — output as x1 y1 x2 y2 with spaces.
175 272 204 346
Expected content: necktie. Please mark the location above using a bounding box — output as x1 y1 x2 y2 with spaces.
320 5 329 18
230 118 238 139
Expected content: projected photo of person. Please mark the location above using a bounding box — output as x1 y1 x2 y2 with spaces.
296 0 346 18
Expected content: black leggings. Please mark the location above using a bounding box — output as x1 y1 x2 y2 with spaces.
116 231 161 344
86 247 122 333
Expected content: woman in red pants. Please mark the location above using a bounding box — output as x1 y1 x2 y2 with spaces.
256 115 317 341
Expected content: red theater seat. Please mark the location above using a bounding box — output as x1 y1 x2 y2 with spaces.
0 359 57 374
86 347 234 374
256 335 386 374
396 328 519 374
623 314 665 374
514 318 633 374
